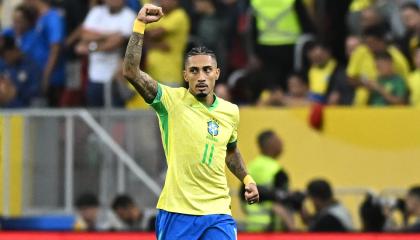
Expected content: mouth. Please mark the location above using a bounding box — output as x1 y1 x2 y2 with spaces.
196 83 208 91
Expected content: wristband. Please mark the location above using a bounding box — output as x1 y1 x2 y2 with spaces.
243 175 256 185
133 19 146 34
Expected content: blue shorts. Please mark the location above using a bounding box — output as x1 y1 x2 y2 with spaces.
155 209 237 240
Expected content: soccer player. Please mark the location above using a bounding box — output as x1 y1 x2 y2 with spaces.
123 4 259 240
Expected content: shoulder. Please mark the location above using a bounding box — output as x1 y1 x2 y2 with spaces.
87 5 106 17
218 98 240 121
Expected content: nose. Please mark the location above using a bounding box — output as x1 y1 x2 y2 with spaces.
198 71 206 82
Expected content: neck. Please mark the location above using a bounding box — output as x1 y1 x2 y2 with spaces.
109 6 123 14
194 92 215 107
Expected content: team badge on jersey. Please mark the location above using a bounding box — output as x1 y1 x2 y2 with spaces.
207 120 219 137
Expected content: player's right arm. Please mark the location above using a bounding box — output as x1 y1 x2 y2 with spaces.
123 4 164 103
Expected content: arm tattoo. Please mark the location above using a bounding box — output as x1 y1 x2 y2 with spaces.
225 147 248 182
123 32 158 103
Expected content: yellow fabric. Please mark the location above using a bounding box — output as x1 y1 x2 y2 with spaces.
309 59 337 95
347 44 410 105
133 20 145 34
145 8 190 85
243 175 256 185
250 0 301 45
350 0 374 12
408 70 420 107
152 84 240 215
246 155 282 231
125 84 149 109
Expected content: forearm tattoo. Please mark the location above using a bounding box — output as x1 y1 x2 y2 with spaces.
226 148 248 182
123 32 158 103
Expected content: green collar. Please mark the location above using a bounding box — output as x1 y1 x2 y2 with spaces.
208 94 219 111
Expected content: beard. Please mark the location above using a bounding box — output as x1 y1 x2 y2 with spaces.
195 92 208 98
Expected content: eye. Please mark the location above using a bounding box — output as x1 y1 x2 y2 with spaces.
190 68 198 74
204 67 212 73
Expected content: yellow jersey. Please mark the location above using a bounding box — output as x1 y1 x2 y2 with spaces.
151 84 239 215
145 8 190 85
347 44 410 105
408 70 420 107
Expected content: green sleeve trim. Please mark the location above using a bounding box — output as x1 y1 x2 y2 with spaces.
227 141 237 150
150 84 169 154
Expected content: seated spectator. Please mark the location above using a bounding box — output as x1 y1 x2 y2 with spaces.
0 36 41 108
300 179 354 232
111 194 156 231
306 42 351 105
366 52 407 106
74 193 122 231
408 47 420 107
399 2 420 69
405 186 420 232
257 73 309 107
359 194 386 232
347 24 410 105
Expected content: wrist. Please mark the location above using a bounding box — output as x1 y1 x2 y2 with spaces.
133 19 146 34
243 175 256 185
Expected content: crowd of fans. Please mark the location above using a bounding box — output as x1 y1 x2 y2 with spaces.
0 0 419 108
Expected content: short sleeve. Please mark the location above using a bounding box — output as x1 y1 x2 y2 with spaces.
227 105 240 149
46 12 65 44
83 7 101 31
149 84 183 114
346 48 361 78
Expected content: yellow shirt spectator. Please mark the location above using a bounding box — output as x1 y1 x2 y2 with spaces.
408 70 420 107
145 8 190 86
347 44 410 105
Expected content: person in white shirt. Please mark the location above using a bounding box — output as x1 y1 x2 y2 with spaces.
76 0 135 107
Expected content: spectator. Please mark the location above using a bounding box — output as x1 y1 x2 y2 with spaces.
2 4 38 57
405 185 420 232
245 130 293 231
192 0 228 80
0 36 41 108
245 0 314 92
74 193 122 231
257 73 310 107
347 24 410 105
399 2 420 69
76 0 136 107
306 42 352 105
111 194 156 231
367 51 407 106
345 35 361 59
300 179 354 232
23 0 66 107
359 194 386 232
144 0 190 87
408 47 420 106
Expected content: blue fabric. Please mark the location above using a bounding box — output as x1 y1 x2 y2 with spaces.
0 56 42 108
32 9 66 87
155 210 237 240
2 28 38 59
125 0 142 12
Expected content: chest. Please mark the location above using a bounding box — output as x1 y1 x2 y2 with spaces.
170 103 234 147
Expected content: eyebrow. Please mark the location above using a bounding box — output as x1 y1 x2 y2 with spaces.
188 65 213 70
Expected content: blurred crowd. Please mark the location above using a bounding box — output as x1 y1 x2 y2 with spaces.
240 130 420 233
0 0 419 109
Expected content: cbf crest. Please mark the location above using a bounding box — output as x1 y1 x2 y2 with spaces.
207 120 219 137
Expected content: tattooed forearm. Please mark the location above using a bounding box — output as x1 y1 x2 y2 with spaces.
123 32 158 103
225 147 248 182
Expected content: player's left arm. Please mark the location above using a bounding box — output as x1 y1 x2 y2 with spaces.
226 146 259 204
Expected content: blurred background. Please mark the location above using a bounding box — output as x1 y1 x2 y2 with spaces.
0 0 420 235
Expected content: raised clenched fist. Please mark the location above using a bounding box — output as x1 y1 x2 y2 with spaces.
137 4 164 24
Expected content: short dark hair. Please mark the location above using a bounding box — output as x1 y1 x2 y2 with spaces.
307 179 333 201
0 36 18 55
75 193 99 208
401 2 420 12
112 194 135 210
185 46 217 66
363 24 388 40
257 130 276 150
374 51 392 61
408 186 420 198
15 4 38 27
307 40 331 52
